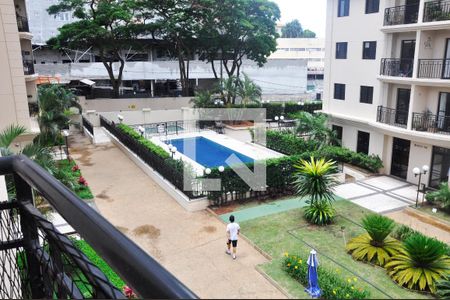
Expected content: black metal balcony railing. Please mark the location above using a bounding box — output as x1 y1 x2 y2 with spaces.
23 60 35 75
384 4 419 26
82 116 94 136
412 112 450 134
418 59 450 79
16 16 29 32
0 155 197 299
380 58 414 77
377 106 409 128
424 0 450 22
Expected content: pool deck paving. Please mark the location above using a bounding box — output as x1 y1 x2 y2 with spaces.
68 134 286 299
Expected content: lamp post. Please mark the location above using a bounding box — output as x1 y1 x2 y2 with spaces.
170 146 177 159
62 129 70 159
117 114 124 124
413 165 429 208
274 116 279 128
204 168 211 176
218 166 225 205
138 126 145 137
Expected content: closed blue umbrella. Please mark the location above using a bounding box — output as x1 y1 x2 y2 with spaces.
305 249 321 298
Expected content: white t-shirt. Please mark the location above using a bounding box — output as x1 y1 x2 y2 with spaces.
227 223 240 241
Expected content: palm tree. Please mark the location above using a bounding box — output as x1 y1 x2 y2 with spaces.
0 125 56 173
295 112 339 147
217 76 240 105
190 90 216 108
293 157 338 205
237 74 262 107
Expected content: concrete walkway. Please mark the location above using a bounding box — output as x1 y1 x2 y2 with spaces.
69 134 286 299
334 176 417 214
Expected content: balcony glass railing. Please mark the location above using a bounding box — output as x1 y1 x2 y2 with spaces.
377 106 409 128
412 112 450 134
384 4 419 26
424 0 450 22
16 16 30 32
380 58 414 77
418 59 450 79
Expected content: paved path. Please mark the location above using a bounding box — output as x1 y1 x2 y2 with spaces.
334 176 417 214
69 134 286 299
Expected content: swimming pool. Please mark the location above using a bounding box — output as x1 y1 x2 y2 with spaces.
169 136 254 168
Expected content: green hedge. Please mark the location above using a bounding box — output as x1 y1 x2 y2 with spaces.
266 131 383 173
283 254 370 299
117 124 170 159
73 239 126 291
57 159 94 200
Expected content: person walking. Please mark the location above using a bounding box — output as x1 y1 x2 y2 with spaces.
226 215 240 260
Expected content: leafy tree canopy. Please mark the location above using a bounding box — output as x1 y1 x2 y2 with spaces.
281 19 316 38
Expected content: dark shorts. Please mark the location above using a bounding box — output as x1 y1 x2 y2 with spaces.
227 239 238 247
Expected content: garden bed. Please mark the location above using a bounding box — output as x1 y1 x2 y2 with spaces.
239 201 431 299
57 159 94 200
416 204 450 225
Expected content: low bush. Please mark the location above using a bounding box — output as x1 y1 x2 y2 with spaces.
117 124 170 159
283 254 370 299
392 225 450 256
266 131 383 173
73 239 126 290
425 183 450 211
57 159 93 200
304 200 336 225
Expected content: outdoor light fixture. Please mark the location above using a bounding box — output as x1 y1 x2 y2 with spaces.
168 144 173 151
274 116 279 121
218 166 225 173
117 114 124 123
413 165 429 208
62 130 70 158
170 146 177 158
138 126 145 136
204 168 212 175
280 116 285 121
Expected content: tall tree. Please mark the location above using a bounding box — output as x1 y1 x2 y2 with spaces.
199 0 280 79
47 0 144 98
281 19 303 38
302 29 316 38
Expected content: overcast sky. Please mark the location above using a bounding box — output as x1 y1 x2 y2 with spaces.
272 0 327 38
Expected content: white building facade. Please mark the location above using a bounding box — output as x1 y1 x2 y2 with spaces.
324 0 450 188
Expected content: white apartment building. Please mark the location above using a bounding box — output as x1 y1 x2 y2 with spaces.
0 0 37 138
324 0 450 188
270 38 325 92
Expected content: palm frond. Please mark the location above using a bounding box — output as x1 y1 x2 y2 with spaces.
0 125 27 148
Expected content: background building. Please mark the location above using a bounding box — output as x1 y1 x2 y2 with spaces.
323 0 450 188
0 0 37 138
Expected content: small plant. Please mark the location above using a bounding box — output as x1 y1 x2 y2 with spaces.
78 176 88 186
436 274 450 298
304 200 336 226
426 183 450 211
346 214 401 266
283 253 370 299
385 234 450 293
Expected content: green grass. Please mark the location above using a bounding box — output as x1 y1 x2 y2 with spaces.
58 159 94 200
240 201 431 299
417 205 450 224
73 239 126 290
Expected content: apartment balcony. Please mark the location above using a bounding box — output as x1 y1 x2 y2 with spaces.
418 59 450 79
384 3 419 26
0 155 196 299
16 16 29 32
377 106 408 128
23 59 35 76
412 112 450 135
380 58 414 77
423 0 450 22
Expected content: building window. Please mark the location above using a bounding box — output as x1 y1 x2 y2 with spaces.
360 86 374 104
336 42 348 59
362 41 377 59
338 0 350 17
334 83 346 100
365 0 379 14
357 131 370 155
332 125 343 145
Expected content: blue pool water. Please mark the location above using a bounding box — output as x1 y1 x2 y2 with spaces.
169 137 254 168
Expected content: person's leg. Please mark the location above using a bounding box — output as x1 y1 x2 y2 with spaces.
226 240 231 254
232 240 238 259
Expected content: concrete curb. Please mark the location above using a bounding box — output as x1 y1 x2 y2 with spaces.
404 206 450 232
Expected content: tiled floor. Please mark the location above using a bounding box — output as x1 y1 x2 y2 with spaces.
334 176 417 214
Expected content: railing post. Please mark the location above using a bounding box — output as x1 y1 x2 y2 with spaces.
14 174 45 298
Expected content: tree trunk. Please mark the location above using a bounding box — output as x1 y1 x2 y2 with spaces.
100 52 124 99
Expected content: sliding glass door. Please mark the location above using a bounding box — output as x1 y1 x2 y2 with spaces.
429 146 450 188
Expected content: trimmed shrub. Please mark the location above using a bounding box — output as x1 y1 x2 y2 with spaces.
283 254 370 299
304 200 336 225
117 124 170 159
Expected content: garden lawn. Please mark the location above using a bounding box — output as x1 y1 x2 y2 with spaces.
417 205 450 224
58 159 94 200
240 200 431 299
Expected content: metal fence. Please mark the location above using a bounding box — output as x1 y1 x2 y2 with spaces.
418 59 450 79
384 3 419 25
376 106 408 128
423 0 450 22
380 58 414 77
81 116 94 136
412 112 450 135
0 155 197 299
22 60 35 76
16 16 29 32
100 116 206 199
